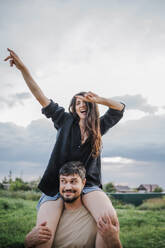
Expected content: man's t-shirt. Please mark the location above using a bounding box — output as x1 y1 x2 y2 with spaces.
52 205 97 248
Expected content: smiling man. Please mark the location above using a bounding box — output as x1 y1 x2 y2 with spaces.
25 161 122 248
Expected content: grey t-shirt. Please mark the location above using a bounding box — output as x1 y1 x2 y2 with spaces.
52 205 97 248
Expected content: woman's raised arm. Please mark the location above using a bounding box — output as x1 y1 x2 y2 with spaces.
4 48 50 107
75 91 125 111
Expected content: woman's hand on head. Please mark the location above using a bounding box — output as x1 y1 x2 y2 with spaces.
4 48 25 71
76 91 100 103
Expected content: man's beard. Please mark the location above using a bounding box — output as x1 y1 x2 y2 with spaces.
60 190 81 203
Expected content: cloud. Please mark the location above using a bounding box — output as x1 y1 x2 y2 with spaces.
0 111 165 188
0 112 164 165
0 119 56 163
0 92 31 108
112 94 158 114
102 158 165 188
1 0 165 126
0 0 165 188
102 113 165 163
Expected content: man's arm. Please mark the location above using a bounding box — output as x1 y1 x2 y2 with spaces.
97 216 122 248
24 221 52 248
4 48 50 107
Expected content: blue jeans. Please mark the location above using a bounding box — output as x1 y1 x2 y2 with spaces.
36 186 102 211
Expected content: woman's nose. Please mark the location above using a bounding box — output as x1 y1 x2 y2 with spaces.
80 101 85 107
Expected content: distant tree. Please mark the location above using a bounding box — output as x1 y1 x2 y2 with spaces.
2 176 8 184
9 178 31 191
8 170 13 183
104 182 116 193
153 186 163 193
0 182 4 189
27 177 41 192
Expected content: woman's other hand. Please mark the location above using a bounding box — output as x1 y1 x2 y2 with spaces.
76 91 100 104
4 48 25 71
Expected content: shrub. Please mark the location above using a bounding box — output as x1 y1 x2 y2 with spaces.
0 189 41 201
104 182 116 193
153 186 163 193
138 197 165 210
0 183 4 189
0 198 25 211
9 178 31 191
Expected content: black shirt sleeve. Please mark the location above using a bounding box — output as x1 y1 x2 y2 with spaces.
100 103 125 136
41 99 70 129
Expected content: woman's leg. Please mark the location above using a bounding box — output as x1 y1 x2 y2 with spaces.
36 198 63 248
82 190 119 248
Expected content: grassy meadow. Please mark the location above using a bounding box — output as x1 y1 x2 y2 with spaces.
0 191 165 248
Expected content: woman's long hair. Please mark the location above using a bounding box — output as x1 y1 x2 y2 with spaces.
68 92 102 158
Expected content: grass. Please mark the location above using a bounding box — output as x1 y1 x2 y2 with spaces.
0 195 165 248
0 197 36 248
118 209 165 248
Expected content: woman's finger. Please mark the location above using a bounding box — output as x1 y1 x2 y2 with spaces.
7 48 15 54
7 48 13 52
9 60 13 67
7 48 18 58
75 95 84 99
88 91 97 97
75 95 87 101
4 56 12 61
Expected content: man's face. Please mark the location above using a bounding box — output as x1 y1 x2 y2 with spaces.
59 174 86 203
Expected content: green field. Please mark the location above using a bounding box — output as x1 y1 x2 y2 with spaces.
0 196 165 248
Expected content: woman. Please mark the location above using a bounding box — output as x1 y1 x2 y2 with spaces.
5 48 125 248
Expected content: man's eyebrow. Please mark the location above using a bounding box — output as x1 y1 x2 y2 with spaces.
60 176 66 179
60 176 78 180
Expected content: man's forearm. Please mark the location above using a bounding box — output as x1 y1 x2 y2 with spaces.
24 231 35 248
104 234 122 248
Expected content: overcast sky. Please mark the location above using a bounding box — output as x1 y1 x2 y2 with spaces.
0 0 165 189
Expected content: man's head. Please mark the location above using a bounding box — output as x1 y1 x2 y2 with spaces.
59 161 86 203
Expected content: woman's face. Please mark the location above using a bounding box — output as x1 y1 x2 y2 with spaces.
75 97 87 120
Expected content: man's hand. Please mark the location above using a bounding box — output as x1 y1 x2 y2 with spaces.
4 48 25 71
97 215 122 248
24 221 52 248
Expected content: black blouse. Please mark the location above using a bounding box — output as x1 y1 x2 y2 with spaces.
68 120 92 164
38 100 125 196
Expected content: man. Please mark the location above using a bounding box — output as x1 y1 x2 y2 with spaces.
25 161 122 248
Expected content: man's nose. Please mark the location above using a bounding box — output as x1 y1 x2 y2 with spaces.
65 183 72 190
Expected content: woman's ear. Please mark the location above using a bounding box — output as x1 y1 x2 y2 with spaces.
70 106 73 113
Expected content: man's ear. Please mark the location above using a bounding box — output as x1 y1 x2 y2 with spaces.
82 178 86 187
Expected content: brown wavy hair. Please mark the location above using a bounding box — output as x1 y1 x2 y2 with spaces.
68 92 102 158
